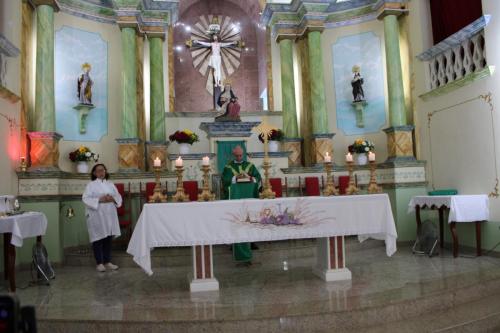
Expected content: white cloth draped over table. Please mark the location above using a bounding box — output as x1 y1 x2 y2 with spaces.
82 179 122 242
0 212 47 247
127 194 398 276
408 195 489 222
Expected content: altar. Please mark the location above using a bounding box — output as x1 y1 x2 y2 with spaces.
127 193 397 292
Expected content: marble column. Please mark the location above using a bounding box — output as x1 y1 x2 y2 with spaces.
380 9 415 162
146 36 168 171
117 26 143 171
279 38 301 166
30 1 62 171
307 30 334 164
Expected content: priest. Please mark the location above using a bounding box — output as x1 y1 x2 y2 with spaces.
222 145 262 265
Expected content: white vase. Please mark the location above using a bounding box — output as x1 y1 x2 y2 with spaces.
357 154 368 166
76 161 89 174
179 143 190 155
268 140 279 153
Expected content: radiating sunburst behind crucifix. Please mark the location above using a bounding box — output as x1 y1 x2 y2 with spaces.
186 15 244 95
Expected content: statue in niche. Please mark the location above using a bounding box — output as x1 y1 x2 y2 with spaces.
351 65 365 102
77 62 93 105
215 81 241 122
193 35 237 88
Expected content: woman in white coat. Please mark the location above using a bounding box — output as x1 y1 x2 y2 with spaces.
82 164 122 272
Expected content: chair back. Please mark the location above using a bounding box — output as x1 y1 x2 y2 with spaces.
269 178 283 198
145 182 156 200
183 181 199 201
304 177 321 196
115 183 126 216
338 176 349 195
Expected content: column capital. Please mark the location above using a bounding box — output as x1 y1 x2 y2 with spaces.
373 1 408 20
30 0 60 11
276 34 297 43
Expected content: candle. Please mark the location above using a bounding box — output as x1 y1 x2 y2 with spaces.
202 156 210 166
346 152 353 162
175 156 183 167
153 157 161 168
368 151 376 162
324 152 331 163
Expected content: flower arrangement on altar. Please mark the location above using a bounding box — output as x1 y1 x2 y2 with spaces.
68 146 99 162
348 138 375 154
169 129 199 145
258 128 284 143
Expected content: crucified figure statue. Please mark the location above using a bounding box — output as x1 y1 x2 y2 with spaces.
193 35 236 87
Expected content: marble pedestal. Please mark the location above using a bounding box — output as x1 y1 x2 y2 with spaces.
282 138 303 167
146 141 168 171
116 138 144 172
190 245 219 292
28 131 62 171
311 133 335 165
383 125 416 163
314 236 352 282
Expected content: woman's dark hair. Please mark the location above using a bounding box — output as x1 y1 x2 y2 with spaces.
90 163 109 180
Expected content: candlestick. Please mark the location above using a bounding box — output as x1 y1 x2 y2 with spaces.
172 165 189 202
175 156 183 167
198 165 215 201
367 160 382 194
149 165 167 203
153 157 161 168
345 161 359 195
323 160 338 196
368 151 375 162
345 152 353 163
324 152 331 163
19 157 27 172
202 156 210 166
259 160 276 199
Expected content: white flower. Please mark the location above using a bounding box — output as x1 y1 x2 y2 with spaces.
85 152 91 157
364 147 369 152
362 142 366 146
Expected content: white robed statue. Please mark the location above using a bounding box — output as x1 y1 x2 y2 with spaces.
194 35 236 87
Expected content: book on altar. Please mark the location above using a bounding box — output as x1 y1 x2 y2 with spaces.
236 174 252 183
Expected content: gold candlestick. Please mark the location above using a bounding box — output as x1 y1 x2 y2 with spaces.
172 165 189 202
323 161 338 196
19 157 27 172
367 160 382 194
345 161 359 195
259 159 276 199
198 165 215 201
149 166 167 203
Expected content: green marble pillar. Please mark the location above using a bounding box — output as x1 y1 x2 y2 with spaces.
34 5 55 132
121 27 138 138
383 14 407 127
279 39 299 138
149 37 166 142
307 31 328 134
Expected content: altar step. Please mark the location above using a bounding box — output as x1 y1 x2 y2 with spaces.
64 237 382 269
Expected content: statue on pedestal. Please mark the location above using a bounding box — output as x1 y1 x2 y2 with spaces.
77 62 93 105
351 65 365 102
215 82 241 122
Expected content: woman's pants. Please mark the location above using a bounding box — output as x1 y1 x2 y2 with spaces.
92 236 112 265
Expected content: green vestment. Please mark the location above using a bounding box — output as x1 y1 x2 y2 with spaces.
221 160 261 262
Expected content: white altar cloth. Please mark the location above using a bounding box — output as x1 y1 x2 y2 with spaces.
127 194 397 275
408 195 489 223
0 212 48 247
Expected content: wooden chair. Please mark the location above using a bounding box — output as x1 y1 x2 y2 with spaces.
183 180 199 201
269 178 283 198
115 182 132 245
338 175 358 195
304 177 321 196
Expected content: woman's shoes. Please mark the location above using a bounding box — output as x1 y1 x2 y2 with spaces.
105 262 119 270
96 264 106 272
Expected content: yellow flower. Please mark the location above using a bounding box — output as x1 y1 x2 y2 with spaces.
183 129 193 136
355 138 363 145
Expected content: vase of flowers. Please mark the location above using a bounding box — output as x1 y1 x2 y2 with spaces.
348 138 374 166
169 129 199 155
258 128 284 153
69 146 99 173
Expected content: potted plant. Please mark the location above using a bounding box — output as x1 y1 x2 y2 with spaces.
258 128 284 152
169 129 200 154
69 146 99 173
348 138 374 165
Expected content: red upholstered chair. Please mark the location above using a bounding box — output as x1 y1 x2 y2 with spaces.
140 182 157 212
304 177 321 196
183 181 199 201
338 175 358 195
269 178 283 198
115 183 132 244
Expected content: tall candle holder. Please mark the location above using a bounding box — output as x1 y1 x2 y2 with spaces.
323 161 338 196
198 165 215 201
172 165 189 202
367 160 382 194
19 157 27 173
149 166 167 203
345 161 359 195
259 159 276 199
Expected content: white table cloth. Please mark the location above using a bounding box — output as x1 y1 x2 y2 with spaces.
0 212 48 247
127 194 397 275
408 195 489 223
